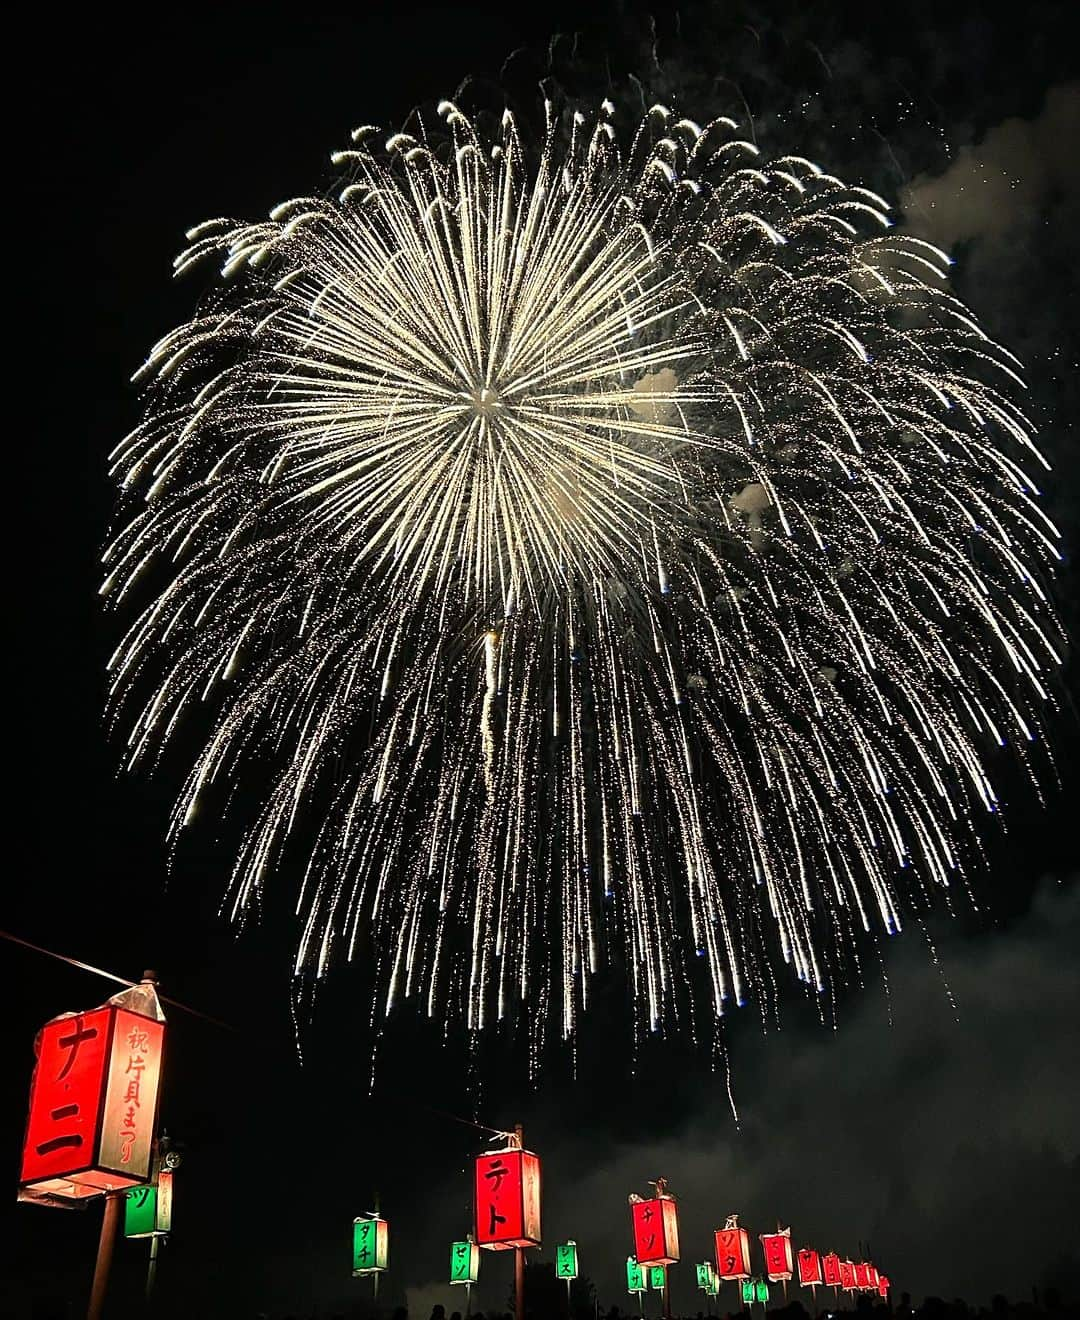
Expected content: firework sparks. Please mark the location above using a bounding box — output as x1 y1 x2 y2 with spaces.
104 99 1062 1049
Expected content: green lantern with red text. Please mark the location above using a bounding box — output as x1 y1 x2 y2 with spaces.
627 1257 646 1294
353 1215 389 1275
124 1171 173 1238
450 1240 479 1286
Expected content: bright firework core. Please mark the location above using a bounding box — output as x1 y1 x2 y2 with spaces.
105 98 1062 1051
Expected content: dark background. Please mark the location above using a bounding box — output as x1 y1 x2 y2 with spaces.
6 3 1078 1316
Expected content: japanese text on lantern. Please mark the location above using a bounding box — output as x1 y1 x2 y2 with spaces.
450 1240 479 1285
20 1005 164 1197
632 1197 680 1266
352 1216 389 1275
715 1226 752 1280
474 1148 541 1250
840 1261 856 1291
798 1248 822 1287
823 1254 842 1288
761 1230 793 1282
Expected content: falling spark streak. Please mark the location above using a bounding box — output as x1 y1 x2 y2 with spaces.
104 100 1062 1054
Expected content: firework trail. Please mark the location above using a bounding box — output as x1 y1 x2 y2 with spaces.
104 99 1062 1049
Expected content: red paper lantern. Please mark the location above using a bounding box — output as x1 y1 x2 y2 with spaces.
798 1248 823 1288
475 1147 541 1250
878 1276 891 1299
840 1261 856 1291
823 1254 842 1289
868 1266 880 1290
761 1229 793 1283
715 1225 752 1280
632 1197 680 1266
19 983 165 1200
855 1263 871 1290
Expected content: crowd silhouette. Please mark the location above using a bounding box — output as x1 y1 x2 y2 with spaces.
234 1290 1078 1320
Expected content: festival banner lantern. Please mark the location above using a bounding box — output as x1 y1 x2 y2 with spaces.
352 1215 389 1275
124 1171 173 1238
697 1263 714 1290
630 1184 679 1266
556 1242 579 1281
19 979 166 1200
715 1218 753 1280
878 1275 890 1299
798 1248 822 1289
741 1279 756 1306
450 1240 480 1286
855 1263 871 1290
627 1256 646 1295
840 1260 856 1292
475 1144 542 1249
705 1268 719 1297
822 1253 842 1289
755 1280 770 1305
649 1265 667 1291
761 1228 793 1283
868 1265 880 1290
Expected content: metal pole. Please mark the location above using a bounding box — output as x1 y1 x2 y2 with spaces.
145 1234 160 1305
87 1192 122 1320
663 1272 672 1320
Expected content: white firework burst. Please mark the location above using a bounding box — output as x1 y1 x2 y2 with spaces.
104 99 1062 1049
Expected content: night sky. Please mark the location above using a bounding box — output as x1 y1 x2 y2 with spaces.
6 3 1078 1317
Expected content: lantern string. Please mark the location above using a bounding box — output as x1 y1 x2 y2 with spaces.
2 927 520 1142
0 928 237 1032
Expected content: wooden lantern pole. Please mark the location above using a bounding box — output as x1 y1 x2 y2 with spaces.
87 1191 122 1320
513 1124 525 1320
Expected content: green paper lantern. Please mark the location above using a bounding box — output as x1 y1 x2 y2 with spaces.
697 1262 713 1290
650 1265 667 1291
556 1242 579 1279
756 1280 770 1304
124 1171 173 1238
353 1215 389 1276
627 1257 645 1293
742 1279 756 1305
450 1240 479 1285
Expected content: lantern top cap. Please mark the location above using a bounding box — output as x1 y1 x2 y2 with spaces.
107 978 166 1023
723 1214 741 1229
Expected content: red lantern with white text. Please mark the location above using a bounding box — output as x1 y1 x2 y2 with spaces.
798 1248 822 1288
823 1254 842 1288
632 1195 680 1266
715 1221 752 1280
475 1146 541 1250
19 980 165 1200
761 1228 793 1283
840 1261 856 1291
